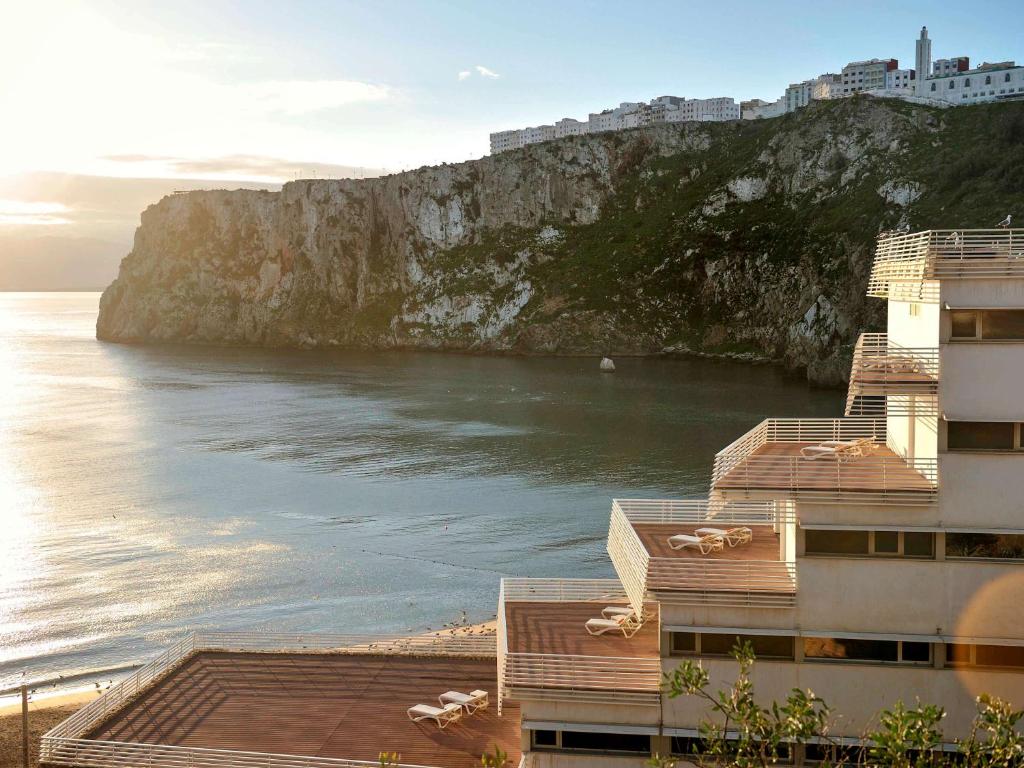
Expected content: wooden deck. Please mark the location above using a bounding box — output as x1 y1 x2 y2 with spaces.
86 652 520 768
714 442 934 494
634 524 780 560
504 601 660 658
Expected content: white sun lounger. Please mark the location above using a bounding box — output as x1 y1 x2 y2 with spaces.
799 436 876 463
439 689 489 714
601 605 636 619
695 526 753 547
407 702 463 729
667 533 724 554
585 613 643 638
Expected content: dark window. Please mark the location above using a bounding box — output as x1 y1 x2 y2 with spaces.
948 644 1024 669
1006 73 1012 82
946 532 1024 560
947 421 1015 450
673 737 790 761
931 82 937 92
950 310 978 338
805 743 867 765
981 310 1024 339
902 641 932 663
805 529 869 555
532 730 558 748
700 633 795 660
560 731 651 754
964 78 971 87
874 531 899 553
986 75 992 85
670 631 697 656
805 637 898 662
904 531 935 558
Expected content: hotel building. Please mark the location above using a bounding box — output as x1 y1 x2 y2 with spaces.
42 228 1024 766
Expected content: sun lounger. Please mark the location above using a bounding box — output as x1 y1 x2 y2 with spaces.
585 612 643 638
667 532 725 554
407 702 463 729
799 437 876 463
695 526 753 547
601 605 636 619
439 689 489 714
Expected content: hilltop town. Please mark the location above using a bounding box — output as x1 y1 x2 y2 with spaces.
490 26 1024 153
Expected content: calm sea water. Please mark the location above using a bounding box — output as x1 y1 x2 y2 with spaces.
0 292 842 698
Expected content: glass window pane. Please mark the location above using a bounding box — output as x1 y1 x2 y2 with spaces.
700 633 741 656
901 641 932 662
561 731 651 754
533 730 558 747
805 529 869 555
947 644 972 666
950 311 978 338
946 533 1024 559
974 645 1024 669
981 310 1024 339
670 632 697 655
750 635 796 660
904 532 935 558
804 637 899 662
947 421 1015 450
874 531 899 553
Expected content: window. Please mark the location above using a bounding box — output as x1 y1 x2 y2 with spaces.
931 82 937 92
533 729 651 754
909 302 921 317
1007 73 1012 82
805 743 867 765
670 631 795 660
804 530 934 558
950 310 979 338
979 310 1024 339
947 644 1024 670
947 421 1019 451
804 637 932 665
673 737 791 762
946 532 1024 560
964 78 971 87
985 75 992 85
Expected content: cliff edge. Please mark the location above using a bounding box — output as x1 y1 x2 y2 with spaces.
97 97 1024 383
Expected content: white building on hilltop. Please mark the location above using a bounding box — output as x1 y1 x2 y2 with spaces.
490 95 739 154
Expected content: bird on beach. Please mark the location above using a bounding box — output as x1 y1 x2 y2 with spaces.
997 214 1012 228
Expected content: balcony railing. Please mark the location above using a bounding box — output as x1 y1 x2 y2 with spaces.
710 418 937 506
845 333 939 416
868 229 1024 302
499 578 628 603
608 499 797 609
502 653 663 706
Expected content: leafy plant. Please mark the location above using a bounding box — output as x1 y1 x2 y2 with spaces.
481 745 509 767
378 752 401 767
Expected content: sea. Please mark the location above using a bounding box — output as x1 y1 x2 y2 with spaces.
0 292 842 702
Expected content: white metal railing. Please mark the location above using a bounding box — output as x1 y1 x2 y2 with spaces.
502 653 662 706
868 229 1024 302
845 333 939 417
499 578 628 603
710 418 937 505
608 499 797 609
647 560 797 608
612 498 790 524
41 738 441 768
42 630 497 765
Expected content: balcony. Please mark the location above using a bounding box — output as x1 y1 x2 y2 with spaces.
844 333 939 416
607 499 796 610
43 632 516 768
710 418 937 506
868 229 1024 302
498 579 662 708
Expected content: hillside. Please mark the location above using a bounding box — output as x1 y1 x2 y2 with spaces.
96 97 1024 383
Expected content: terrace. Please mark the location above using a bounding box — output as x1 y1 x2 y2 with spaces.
43 632 518 768
498 579 662 707
844 333 939 417
710 418 937 506
867 229 1024 302
607 499 796 610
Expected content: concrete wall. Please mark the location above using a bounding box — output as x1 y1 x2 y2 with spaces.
941 343 1024 420
517 698 662 728
938 453 1024 528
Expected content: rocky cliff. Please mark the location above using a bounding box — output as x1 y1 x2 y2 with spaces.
97 97 1024 383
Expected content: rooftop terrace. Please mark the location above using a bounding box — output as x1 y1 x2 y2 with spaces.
44 633 513 768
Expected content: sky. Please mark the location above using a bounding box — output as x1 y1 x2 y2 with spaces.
0 0 1021 269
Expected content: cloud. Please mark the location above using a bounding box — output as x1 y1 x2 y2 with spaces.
475 65 500 79
457 70 471 81
101 153 391 182
0 199 73 226
243 80 390 115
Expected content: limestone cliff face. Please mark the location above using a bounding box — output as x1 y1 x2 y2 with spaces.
97 97 1024 383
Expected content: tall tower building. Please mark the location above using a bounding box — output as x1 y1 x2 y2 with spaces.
915 25 932 95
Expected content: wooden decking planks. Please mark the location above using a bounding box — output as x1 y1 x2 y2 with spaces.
715 442 934 493
634 524 780 561
504 601 660 658
87 652 520 768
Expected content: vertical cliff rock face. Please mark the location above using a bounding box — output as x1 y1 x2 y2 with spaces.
97 98 1024 383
